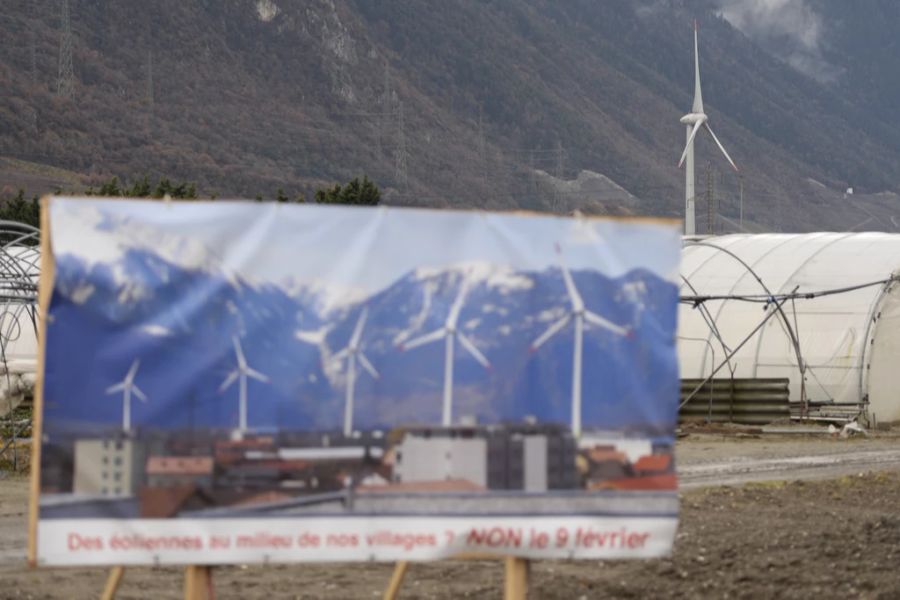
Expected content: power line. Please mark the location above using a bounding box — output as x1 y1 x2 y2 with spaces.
529 150 536 195
377 61 391 158
478 105 487 185
29 28 37 86
705 161 715 235
394 100 408 192
145 50 154 108
56 0 75 98
547 140 565 213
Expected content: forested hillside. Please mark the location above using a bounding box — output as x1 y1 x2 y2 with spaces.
2 0 900 231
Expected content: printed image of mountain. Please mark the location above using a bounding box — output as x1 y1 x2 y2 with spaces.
46 249 678 437
43 204 680 439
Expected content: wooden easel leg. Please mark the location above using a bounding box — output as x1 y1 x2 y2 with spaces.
504 557 530 600
184 565 213 600
383 561 410 600
100 566 125 600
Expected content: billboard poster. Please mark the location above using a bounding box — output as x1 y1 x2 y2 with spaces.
33 197 681 566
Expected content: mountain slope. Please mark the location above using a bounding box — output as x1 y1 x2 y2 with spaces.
2 0 900 231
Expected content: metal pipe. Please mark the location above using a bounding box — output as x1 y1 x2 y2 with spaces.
679 295 791 409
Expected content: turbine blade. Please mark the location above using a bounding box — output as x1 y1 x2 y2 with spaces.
556 244 583 311
126 359 140 384
401 328 445 351
678 119 704 168
106 382 126 395
446 276 470 329
245 367 269 383
350 307 368 348
232 336 247 368
219 370 239 393
457 333 491 369
331 347 350 364
692 21 704 114
530 313 572 352
132 385 148 403
704 122 738 171
357 352 380 379
584 310 629 336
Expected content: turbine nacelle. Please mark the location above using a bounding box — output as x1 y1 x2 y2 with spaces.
679 112 707 126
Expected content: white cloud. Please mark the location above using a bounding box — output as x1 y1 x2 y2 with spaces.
141 324 173 337
69 283 95 305
717 0 840 83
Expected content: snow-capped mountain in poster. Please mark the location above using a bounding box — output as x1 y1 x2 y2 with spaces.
44 199 681 437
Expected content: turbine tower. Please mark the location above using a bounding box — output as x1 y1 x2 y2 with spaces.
219 336 268 435
400 274 491 426
332 308 379 436
678 20 738 236
529 245 630 438
106 359 147 433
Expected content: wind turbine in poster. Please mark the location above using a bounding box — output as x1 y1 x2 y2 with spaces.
400 272 492 427
219 335 269 437
529 244 630 437
105 359 147 433
333 307 380 436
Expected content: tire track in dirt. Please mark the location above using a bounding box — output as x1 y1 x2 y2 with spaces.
679 448 900 489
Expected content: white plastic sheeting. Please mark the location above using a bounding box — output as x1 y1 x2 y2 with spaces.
0 244 39 416
679 233 900 423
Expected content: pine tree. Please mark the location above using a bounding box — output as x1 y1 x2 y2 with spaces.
315 176 381 205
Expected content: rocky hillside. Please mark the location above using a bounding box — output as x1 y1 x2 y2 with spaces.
2 0 900 231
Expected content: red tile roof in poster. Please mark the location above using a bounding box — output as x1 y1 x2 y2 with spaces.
139 485 198 518
233 490 292 507
587 449 629 464
633 454 673 473
597 474 678 491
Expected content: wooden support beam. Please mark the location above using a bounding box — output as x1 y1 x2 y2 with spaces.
503 557 530 600
27 197 55 567
383 561 409 600
184 565 212 600
100 566 125 600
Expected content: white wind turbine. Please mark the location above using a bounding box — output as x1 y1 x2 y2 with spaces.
106 359 147 433
678 20 738 236
219 335 269 435
332 308 379 436
529 245 630 438
400 274 491 426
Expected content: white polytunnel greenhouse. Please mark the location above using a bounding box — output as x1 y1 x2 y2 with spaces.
679 232 900 425
0 224 41 419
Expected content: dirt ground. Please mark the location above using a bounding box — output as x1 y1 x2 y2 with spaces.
2 435 899 599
